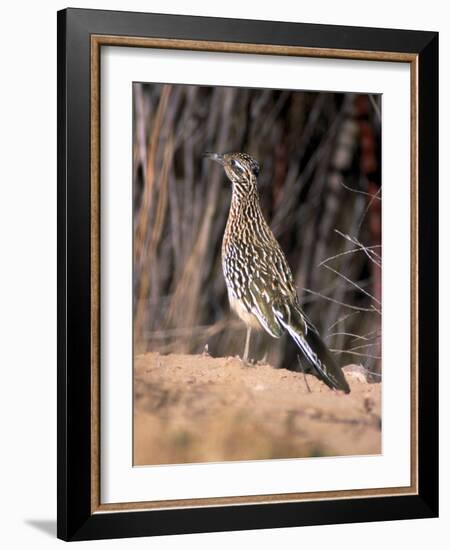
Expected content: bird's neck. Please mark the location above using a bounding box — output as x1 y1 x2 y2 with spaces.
225 181 264 236
231 180 259 211
229 181 259 213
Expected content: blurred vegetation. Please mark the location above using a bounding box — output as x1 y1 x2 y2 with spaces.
133 83 382 375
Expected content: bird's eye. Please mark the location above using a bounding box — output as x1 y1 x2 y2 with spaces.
231 159 243 173
251 162 260 176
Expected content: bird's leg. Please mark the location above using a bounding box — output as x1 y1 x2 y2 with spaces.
243 327 252 363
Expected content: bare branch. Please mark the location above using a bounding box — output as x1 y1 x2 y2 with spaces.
347 342 380 352
325 331 369 341
327 311 360 331
303 288 380 313
330 349 381 360
297 356 312 393
339 179 381 200
369 94 382 123
334 229 382 263
357 186 382 234
319 245 381 269
321 263 381 307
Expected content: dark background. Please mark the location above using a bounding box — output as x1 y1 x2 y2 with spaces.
133 83 382 375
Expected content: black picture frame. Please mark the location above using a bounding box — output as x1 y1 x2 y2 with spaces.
57 7 438 541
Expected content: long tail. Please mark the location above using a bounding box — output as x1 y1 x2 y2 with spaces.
273 301 350 393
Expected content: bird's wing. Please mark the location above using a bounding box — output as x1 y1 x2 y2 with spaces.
247 278 284 338
244 241 298 338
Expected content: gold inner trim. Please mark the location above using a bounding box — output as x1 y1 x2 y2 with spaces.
90 34 419 514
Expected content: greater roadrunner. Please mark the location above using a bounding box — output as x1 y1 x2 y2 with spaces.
204 152 350 393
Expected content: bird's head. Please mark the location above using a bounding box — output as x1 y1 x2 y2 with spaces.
204 152 260 194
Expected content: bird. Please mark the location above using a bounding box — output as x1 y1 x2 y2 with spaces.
204 151 350 393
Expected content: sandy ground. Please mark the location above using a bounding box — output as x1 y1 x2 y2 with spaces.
134 352 381 465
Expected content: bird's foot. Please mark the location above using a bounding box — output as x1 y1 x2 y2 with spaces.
257 352 269 366
202 344 210 356
237 355 256 367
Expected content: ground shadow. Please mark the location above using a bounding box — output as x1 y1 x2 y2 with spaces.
25 519 56 538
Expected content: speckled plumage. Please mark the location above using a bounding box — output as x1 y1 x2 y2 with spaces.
205 152 350 393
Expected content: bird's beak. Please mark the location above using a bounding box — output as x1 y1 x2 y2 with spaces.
204 152 225 165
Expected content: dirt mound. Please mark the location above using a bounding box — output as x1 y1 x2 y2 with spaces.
134 353 381 465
